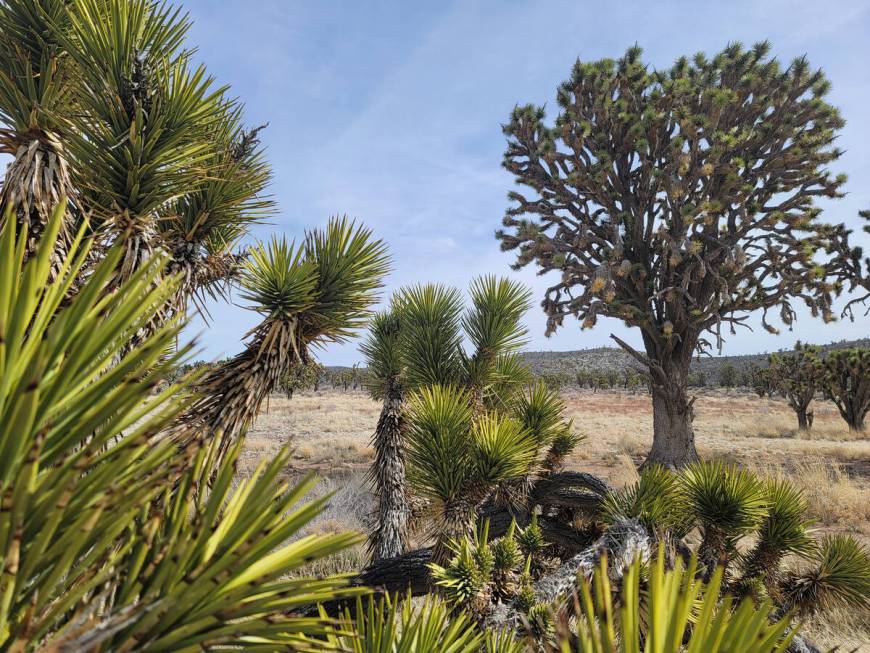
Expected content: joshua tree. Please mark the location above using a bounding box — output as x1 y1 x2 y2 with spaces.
717 364 739 388
820 347 870 431
281 361 323 399
497 42 853 467
361 309 411 560
180 218 389 465
361 277 537 560
748 364 777 398
768 343 821 430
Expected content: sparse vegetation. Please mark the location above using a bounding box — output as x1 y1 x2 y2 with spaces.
2 1 869 650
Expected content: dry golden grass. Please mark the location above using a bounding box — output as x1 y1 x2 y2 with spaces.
242 387 870 649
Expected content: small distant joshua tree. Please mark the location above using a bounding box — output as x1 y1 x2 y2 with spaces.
498 42 853 467
768 343 821 430
820 348 870 432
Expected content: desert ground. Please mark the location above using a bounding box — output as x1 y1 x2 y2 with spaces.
242 387 870 650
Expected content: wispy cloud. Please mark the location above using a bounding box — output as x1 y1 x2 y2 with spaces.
182 0 870 363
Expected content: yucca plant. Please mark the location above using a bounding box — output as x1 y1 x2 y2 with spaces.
362 278 556 560
405 384 538 562
738 478 816 600
0 0 77 272
360 308 412 560
601 465 691 539
61 0 224 300
0 202 363 650
681 461 769 580
318 594 483 653
782 534 870 617
554 549 797 653
181 217 389 466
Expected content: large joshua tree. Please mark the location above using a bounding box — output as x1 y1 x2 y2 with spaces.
498 42 853 467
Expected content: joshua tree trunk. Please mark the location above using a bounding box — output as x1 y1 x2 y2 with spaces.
647 379 698 468
367 377 410 561
613 334 698 469
796 407 810 430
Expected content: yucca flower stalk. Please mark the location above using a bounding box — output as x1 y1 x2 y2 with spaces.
0 0 78 273
181 217 389 466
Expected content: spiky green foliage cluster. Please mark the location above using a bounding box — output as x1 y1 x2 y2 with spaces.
517 512 547 558
182 217 388 462
601 459 870 616
319 594 485 653
784 534 870 616
0 205 363 651
557 549 797 653
767 343 821 429
1 0 275 322
819 347 870 431
601 465 691 537
430 518 550 619
682 461 769 578
406 385 539 552
364 277 580 559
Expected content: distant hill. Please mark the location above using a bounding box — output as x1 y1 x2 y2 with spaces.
519 338 870 380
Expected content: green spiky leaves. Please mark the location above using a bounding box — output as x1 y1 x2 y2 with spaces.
784 534 870 616
683 461 769 539
239 236 315 318
602 465 691 537
567 549 797 653
301 216 391 344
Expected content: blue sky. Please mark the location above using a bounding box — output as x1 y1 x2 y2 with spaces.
181 0 870 366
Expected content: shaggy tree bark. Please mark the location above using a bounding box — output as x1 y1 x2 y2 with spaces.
367 377 410 560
